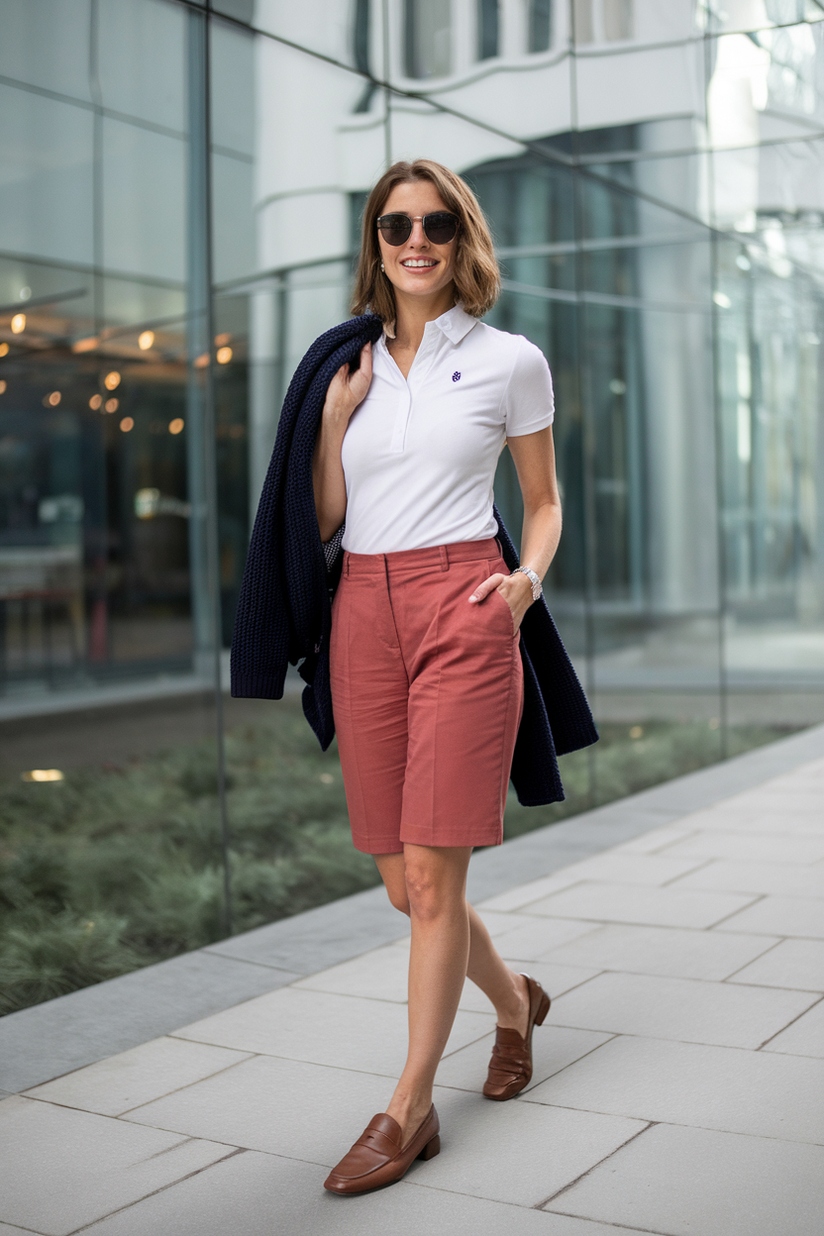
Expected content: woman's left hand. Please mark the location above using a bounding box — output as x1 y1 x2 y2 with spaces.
468 571 534 632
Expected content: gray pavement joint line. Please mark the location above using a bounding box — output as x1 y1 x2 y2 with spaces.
703 893 767 930
534 1120 658 1210
756 993 824 1051
197 951 305 974
136 1136 198 1163
726 934 800 983
66 1148 247 1236
516 1032 622 1092
545 1210 671 1236
163 1033 431 1079
115 1055 262 1118
659 857 717 887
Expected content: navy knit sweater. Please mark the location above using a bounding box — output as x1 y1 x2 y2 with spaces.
231 314 598 806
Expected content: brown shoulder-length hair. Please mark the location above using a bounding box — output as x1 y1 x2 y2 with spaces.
350 159 500 321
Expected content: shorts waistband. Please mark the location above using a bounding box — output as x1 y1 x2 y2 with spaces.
342 537 502 577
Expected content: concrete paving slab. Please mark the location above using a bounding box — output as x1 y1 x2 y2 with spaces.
435 1025 614 1094
80 1147 656 1236
0 1096 233 1236
677 810 824 837
545 1123 824 1236
0 950 297 1094
124 1054 407 1163
292 945 410 1003
172 986 494 1076
762 998 824 1057
525 881 758 929
612 825 698 854
670 859 824 898
525 1034 824 1144
657 830 824 864
410 1086 646 1207
715 895 824 938
22 1037 252 1118
449 917 597 961
541 922 778 981
727 939 824 991
546 970 819 1048
478 853 709 911
459 961 599 1013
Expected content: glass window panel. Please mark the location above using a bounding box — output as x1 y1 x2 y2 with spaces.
0 85 94 267
604 0 634 40
404 0 452 78
528 0 553 52
707 22 824 162
701 0 824 35
98 0 186 132
0 0 93 102
573 0 596 43
246 0 368 68
210 20 255 158
478 0 500 60
102 118 186 283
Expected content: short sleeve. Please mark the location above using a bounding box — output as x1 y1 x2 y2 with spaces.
503 337 555 436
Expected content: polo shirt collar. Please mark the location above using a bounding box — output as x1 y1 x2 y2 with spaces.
382 303 477 345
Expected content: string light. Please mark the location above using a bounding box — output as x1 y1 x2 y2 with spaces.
138 330 154 350
216 346 232 364
105 397 119 413
120 416 134 432
89 394 103 410
168 418 184 435
11 313 25 333
104 371 121 390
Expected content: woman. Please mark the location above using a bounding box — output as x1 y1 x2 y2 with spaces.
313 160 563 1194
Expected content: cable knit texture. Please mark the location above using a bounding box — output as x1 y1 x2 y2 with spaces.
230 313 598 806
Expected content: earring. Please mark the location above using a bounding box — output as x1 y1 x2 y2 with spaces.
380 262 385 272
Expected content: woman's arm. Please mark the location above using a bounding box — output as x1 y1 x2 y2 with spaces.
469 425 561 630
312 341 373 543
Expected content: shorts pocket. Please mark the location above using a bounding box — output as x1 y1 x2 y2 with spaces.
489 586 516 637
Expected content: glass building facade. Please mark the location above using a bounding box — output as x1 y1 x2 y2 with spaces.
1 1 823 985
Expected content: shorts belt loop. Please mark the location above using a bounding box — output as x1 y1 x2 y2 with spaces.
439 545 449 571
344 552 350 577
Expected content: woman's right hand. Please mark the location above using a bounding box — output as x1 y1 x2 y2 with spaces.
323 341 373 425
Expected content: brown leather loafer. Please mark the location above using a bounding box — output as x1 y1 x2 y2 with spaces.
323 1105 440 1194
483 973 550 1101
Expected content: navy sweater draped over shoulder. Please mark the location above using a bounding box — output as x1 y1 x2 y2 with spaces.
230 314 598 806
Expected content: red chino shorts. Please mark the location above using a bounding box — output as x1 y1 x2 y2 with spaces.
330 538 524 854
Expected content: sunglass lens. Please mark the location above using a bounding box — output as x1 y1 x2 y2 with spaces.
377 214 412 245
424 213 458 244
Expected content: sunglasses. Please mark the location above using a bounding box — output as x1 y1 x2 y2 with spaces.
376 212 459 246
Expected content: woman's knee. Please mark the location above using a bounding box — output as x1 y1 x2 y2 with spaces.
404 856 454 922
374 853 411 916
386 884 411 916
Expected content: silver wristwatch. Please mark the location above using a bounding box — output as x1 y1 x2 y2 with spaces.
512 566 542 602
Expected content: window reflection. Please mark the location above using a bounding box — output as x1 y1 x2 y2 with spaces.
404 0 452 78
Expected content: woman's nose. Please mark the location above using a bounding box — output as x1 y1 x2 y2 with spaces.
409 218 428 246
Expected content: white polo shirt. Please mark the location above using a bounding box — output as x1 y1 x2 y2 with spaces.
340 304 554 554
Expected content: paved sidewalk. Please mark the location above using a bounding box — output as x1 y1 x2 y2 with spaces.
2 741 823 1235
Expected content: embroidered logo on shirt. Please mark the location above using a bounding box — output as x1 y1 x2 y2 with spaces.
452 371 461 382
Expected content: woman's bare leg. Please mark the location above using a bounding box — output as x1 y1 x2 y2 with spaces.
373 847 530 1140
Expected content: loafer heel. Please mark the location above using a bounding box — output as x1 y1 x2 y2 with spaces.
483 974 551 1101
418 1134 440 1161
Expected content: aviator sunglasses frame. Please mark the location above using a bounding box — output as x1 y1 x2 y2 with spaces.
376 211 460 247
